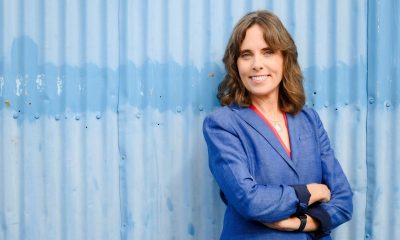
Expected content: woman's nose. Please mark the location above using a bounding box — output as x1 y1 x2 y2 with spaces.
252 55 263 71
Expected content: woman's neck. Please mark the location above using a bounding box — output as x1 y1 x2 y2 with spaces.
251 96 281 120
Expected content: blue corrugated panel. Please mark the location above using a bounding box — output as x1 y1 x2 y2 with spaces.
0 0 399 239
117 1 224 238
0 0 121 239
366 0 400 239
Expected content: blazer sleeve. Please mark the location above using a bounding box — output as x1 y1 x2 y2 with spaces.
203 112 300 223
308 108 353 233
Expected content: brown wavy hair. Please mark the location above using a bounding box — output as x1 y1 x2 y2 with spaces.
217 10 305 114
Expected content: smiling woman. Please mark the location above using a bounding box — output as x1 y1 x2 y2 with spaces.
237 24 284 105
203 10 353 240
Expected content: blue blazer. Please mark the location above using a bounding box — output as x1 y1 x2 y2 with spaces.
203 105 353 240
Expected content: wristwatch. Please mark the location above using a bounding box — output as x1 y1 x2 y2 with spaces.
296 214 307 232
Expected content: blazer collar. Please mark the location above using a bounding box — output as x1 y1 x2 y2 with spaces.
229 105 299 176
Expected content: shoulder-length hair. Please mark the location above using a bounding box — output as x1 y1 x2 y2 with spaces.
218 10 305 114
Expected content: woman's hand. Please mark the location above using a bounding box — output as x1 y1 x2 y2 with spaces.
307 183 331 205
264 215 319 232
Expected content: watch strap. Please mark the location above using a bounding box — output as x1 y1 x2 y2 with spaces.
297 215 307 232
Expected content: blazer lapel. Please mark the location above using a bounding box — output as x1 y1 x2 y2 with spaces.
286 113 300 166
230 105 298 175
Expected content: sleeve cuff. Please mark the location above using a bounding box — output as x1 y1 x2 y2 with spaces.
291 185 311 214
306 205 332 237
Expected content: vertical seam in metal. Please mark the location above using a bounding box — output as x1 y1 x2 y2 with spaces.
18 0 26 238
117 0 124 239
365 0 372 239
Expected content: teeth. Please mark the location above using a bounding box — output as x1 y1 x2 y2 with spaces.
251 75 267 81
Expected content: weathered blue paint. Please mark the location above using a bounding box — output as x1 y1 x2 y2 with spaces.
0 37 365 117
0 38 223 119
0 0 398 240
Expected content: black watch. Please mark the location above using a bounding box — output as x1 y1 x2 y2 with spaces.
296 214 307 232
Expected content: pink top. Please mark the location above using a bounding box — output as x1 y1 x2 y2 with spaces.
250 105 291 158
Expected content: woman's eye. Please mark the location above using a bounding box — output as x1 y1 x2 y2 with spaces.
263 50 274 55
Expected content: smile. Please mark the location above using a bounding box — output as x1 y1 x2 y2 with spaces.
251 75 269 81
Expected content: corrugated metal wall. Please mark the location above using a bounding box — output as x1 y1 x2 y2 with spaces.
0 0 398 239
0 0 121 239
366 0 400 239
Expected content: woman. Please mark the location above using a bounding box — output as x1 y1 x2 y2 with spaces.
203 10 353 239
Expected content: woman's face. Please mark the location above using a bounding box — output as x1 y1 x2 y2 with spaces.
237 24 284 102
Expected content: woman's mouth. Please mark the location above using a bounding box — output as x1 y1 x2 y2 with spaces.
251 75 269 82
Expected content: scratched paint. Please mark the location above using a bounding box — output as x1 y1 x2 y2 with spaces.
15 77 22 96
0 76 4 96
35 74 44 92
